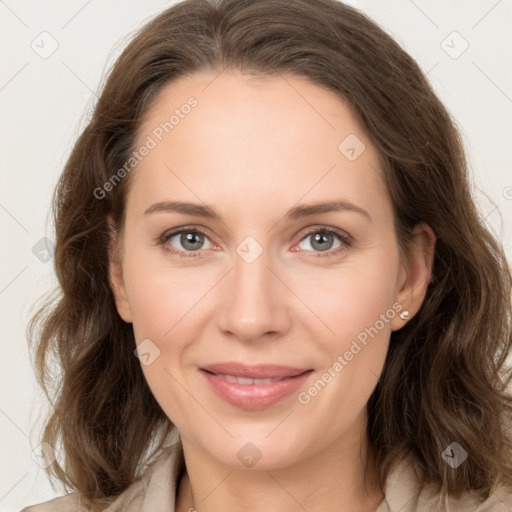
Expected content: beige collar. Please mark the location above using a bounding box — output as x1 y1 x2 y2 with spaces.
104 433 511 512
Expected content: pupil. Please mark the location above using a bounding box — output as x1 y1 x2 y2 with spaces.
312 233 332 251
182 232 203 251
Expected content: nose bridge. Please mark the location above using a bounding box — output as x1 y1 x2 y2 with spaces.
216 242 290 341
233 247 272 300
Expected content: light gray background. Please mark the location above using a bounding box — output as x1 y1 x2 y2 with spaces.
1 1 511 510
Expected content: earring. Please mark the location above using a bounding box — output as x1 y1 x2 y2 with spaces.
399 310 410 321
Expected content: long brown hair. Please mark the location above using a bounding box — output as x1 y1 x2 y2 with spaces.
28 0 512 509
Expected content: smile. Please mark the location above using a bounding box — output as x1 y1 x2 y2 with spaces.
199 364 313 410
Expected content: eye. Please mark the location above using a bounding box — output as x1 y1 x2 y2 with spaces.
157 225 352 259
294 226 352 257
158 227 215 258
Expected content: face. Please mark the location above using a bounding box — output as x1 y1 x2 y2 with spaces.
110 70 434 470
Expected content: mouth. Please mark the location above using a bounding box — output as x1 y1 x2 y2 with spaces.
205 373 289 385
199 363 313 410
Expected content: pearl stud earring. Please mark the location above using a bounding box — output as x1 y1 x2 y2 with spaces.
399 310 410 321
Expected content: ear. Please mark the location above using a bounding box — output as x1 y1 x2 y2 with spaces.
107 216 133 323
391 221 436 331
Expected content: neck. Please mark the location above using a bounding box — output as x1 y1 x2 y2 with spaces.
175 412 384 512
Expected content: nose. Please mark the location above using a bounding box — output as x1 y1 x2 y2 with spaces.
215 248 292 343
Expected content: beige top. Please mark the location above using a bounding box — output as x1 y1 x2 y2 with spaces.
22 437 512 512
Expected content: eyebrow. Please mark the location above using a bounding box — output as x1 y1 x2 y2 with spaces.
144 199 371 222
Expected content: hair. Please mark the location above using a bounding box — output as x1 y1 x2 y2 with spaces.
28 0 512 509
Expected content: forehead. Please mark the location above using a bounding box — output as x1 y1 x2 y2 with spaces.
129 70 390 226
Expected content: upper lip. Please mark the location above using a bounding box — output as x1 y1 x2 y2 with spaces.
200 363 311 379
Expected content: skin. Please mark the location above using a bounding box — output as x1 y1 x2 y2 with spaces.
109 70 436 512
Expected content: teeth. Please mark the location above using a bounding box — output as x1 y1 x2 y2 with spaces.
216 373 280 385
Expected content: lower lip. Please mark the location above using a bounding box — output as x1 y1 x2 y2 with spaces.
200 369 313 410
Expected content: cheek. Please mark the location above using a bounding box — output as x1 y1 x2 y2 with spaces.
123 257 202 427
290 250 399 421
123 248 212 341
292 268 396 440
122 249 215 420
292 250 399 352
309 283 393 389
335 275 396 346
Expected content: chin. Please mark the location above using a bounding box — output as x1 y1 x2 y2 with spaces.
195 427 313 471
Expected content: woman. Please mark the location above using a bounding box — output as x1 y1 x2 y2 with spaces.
24 0 512 510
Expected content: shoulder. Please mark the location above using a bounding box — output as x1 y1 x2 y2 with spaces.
379 451 512 512
21 492 87 512
20 489 143 512
21 438 185 512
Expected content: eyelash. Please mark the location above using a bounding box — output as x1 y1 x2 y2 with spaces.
156 225 352 259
